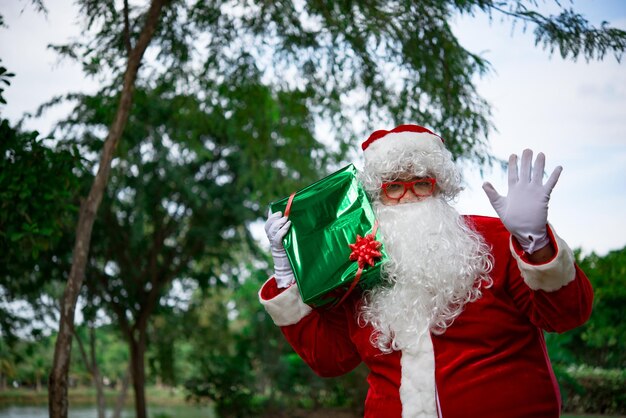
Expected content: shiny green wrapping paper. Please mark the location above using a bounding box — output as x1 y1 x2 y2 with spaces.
269 164 387 307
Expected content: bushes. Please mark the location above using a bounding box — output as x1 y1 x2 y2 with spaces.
548 248 626 414
560 366 626 415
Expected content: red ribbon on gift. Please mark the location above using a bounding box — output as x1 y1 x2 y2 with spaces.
335 221 382 306
284 192 296 217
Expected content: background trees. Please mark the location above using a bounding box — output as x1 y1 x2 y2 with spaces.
0 117 85 341
545 247 626 415
1 1 625 418
549 247 626 370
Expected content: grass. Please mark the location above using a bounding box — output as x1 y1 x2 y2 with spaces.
562 415 626 418
2 390 623 417
0 386 191 407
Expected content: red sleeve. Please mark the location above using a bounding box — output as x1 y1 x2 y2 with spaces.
259 278 362 377
507 261 593 333
506 225 594 333
467 215 594 334
281 309 362 377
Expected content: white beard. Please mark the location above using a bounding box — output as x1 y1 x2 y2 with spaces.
359 197 493 353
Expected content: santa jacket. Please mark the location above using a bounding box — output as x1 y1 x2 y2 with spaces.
259 216 593 418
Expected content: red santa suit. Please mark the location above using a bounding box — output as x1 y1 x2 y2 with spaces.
259 216 593 418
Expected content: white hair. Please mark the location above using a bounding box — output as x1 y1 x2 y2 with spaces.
359 140 462 201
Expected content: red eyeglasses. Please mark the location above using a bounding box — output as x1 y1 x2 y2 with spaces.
380 178 437 201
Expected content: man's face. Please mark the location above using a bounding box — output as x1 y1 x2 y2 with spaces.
379 174 437 206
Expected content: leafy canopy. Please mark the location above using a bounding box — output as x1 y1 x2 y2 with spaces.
46 1 625 168
0 119 86 339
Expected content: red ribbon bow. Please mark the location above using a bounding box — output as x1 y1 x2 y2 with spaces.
349 233 382 268
335 222 382 306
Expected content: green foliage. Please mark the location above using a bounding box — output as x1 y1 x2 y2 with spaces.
0 337 17 387
71 323 129 386
66 75 327 341
46 1 626 168
147 308 185 387
55 1 485 164
0 59 15 105
482 2 626 62
545 246 626 413
182 268 368 417
525 6 624 62
0 333 55 390
0 120 82 265
0 119 86 338
183 285 261 417
1 325 127 391
575 248 626 367
547 247 626 370
559 366 626 414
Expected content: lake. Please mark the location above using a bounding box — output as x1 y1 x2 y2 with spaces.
0 405 216 418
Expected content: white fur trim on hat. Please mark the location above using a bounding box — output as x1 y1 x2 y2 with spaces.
511 226 576 292
258 278 313 326
363 130 445 167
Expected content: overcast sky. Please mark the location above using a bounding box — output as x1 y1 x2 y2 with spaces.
1 1 625 256
451 2 626 257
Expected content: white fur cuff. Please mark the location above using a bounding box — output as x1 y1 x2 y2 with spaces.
258 279 313 326
511 227 576 292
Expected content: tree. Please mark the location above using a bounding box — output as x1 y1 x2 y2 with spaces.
183 266 370 416
0 338 17 390
23 1 625 417
0 58 15 105
62 74 325 418
568 247 626 368
0 118 85 340
72 291 125 418
543 246 626 413
48 1 171 417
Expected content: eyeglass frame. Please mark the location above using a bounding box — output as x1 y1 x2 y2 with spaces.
380 178 437 202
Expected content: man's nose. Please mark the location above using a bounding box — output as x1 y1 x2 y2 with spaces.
399 193 421 203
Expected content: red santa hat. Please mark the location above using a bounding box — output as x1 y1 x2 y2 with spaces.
361 124 445 162
360 124 461 200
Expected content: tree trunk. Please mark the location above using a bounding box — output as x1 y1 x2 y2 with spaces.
73 326 106 418
47 2 169 417
92 368 106 418
129 330 148 418
90 328 106 418
111 368 130 418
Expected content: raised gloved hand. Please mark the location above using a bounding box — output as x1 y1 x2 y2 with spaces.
482 149 562 254
264 211 295 288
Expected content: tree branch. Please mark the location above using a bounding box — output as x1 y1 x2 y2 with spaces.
123 0 132 56
72 328 93 375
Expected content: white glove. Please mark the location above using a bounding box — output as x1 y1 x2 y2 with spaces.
264 211 295 288
482 149 562 254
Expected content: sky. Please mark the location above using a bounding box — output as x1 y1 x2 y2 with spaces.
450 2 626 256
1 1 625 256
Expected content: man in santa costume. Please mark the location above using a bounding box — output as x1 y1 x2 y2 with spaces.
259 124 593 417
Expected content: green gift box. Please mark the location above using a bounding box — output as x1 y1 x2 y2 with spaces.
269 164 387 307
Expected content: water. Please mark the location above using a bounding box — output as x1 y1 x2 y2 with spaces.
0 405 216 418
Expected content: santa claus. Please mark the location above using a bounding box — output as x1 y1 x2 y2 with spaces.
259 124 593 418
